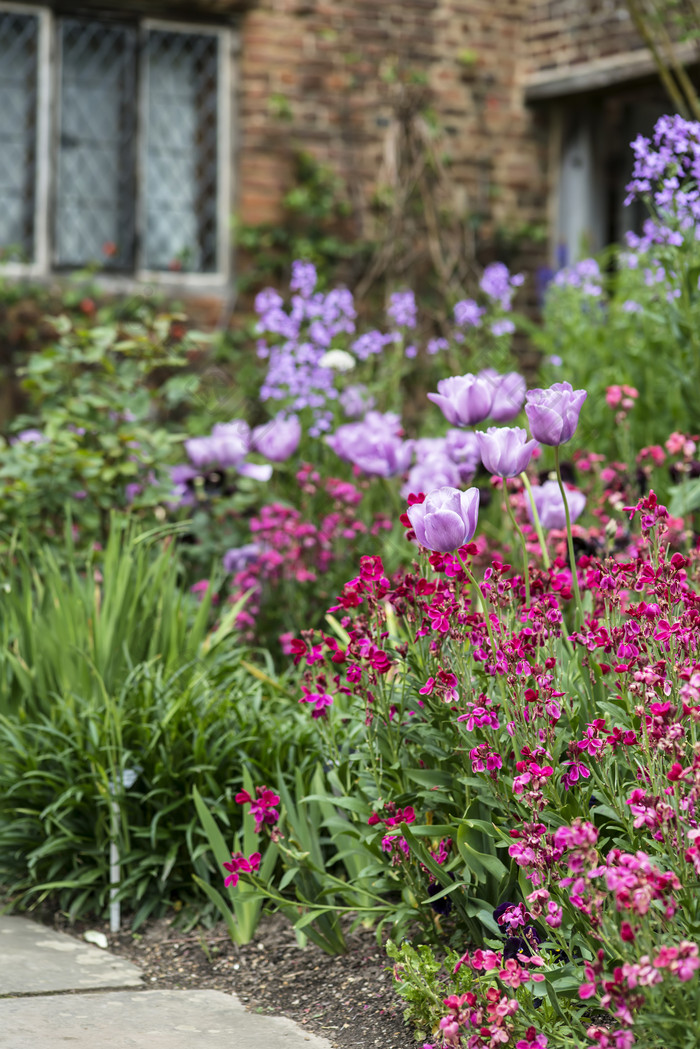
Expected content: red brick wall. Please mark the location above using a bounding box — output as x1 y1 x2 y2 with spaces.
526 1 647 75
232 0 547 269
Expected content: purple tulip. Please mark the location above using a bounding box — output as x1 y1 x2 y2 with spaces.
526 480 586 531
251 415 301 462
401 455 462 498
407 486 480 553
524 381 587 446
445 430 481 482
483 370 527 422
427 374 494 427
185 421 251 469
223 543 261 574
326 411 413 477
476 426 538 478
184 421 272 482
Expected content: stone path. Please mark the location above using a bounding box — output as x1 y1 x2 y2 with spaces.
0 916 333 1049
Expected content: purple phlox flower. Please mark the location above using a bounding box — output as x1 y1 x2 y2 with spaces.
407 485 480 552
491 318 515 337
290 259 318 299
481 369 526 421
251 415 301 462
351 330 390 361
476 426 538 478
526 479 586 531
480 262 523 310
404 344 417 359
326 411 412 477
427 373 494 426
223 543 261 575
426 336 449 355
552 258 602 296
453 298 484 327
387 289 417 329
401 454 462 498
622 299 643 314
525 381 587 446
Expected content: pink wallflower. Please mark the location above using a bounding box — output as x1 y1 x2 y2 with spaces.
222 850 261 887
235 786 281 833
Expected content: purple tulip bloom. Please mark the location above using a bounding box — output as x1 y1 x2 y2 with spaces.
476 426 538 478
251 415 301 462
526 480 586 531
326 411 413 477
483 370 526 422
401 455 462 498
445 430 481 481
427 374 494 427
185 420 251 469
407 486 480 553
223 543 261 574
525 381 587 446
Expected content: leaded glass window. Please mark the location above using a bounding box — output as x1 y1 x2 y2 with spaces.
0 5 227 279
0 10 39 263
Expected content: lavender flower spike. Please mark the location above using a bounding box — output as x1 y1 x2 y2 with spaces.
525 381 587 446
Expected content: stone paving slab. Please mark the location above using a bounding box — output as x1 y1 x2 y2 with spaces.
0 990 334 1049
0 916 143 993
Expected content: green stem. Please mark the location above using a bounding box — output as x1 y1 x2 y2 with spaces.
553 447 584 624
519 471 550 569
503 482 531 607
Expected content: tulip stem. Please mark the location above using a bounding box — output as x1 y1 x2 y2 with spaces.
519 472 550 570
553 447 584 624
503 483 531 607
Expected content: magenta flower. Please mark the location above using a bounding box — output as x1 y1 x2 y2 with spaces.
407 486 480 552
299 686 334 718
525 381 587 445
476 426 538 478
222 850 261 887
427 374 493 426
526 480 586 531
235 786 281 833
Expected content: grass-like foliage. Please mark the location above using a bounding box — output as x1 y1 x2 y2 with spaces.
0 521 318 926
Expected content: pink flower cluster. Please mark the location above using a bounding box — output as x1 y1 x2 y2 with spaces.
235 785 280 833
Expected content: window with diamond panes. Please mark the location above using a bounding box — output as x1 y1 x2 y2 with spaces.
0 10 39 264
0 7 225 277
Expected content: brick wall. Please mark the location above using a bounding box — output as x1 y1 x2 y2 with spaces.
228 0 548 279
526 1 646 76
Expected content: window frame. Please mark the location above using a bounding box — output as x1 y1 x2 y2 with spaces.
0 1 234 289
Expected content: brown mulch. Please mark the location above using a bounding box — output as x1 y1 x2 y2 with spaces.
50 910 427 1049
